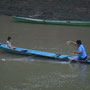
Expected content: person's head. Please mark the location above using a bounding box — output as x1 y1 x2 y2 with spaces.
7 37 12 41
76 40 82 46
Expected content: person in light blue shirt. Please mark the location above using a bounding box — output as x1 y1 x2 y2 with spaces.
67 40 87 60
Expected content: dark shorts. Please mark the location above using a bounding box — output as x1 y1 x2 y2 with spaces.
78 56 87 60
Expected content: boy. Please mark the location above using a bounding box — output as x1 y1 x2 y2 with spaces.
6 37 14 49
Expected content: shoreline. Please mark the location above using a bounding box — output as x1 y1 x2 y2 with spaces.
0 0 90 21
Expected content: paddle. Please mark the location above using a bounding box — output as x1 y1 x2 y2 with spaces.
21 50 28 52
13 48 28 52
55 53 61 58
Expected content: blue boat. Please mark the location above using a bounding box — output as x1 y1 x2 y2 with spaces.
0 43 69 60
0 43 90 63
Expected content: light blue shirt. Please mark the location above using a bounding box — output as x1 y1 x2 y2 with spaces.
78 44 87 59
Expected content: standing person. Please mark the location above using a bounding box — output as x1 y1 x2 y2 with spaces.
67 40 87 61
6 36 14 49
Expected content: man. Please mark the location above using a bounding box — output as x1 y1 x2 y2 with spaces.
67 40 87 61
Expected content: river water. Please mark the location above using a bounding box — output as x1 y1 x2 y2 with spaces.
0 16 90 90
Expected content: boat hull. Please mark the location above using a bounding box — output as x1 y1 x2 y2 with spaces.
0 43 90 63
12 16 90 26
71 60 90 64
0 43 69 60
12 16 45 24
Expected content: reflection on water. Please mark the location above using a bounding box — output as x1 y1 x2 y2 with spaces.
0 58 90 90
69 63 87 84
0 16 90 90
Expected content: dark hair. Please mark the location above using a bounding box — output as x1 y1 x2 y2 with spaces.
7 37 12 40
76 40 82 44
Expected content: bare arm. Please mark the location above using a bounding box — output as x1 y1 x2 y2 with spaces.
74 51 82 54
67 41 77 45
6 42 13 48
67 41 82 54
